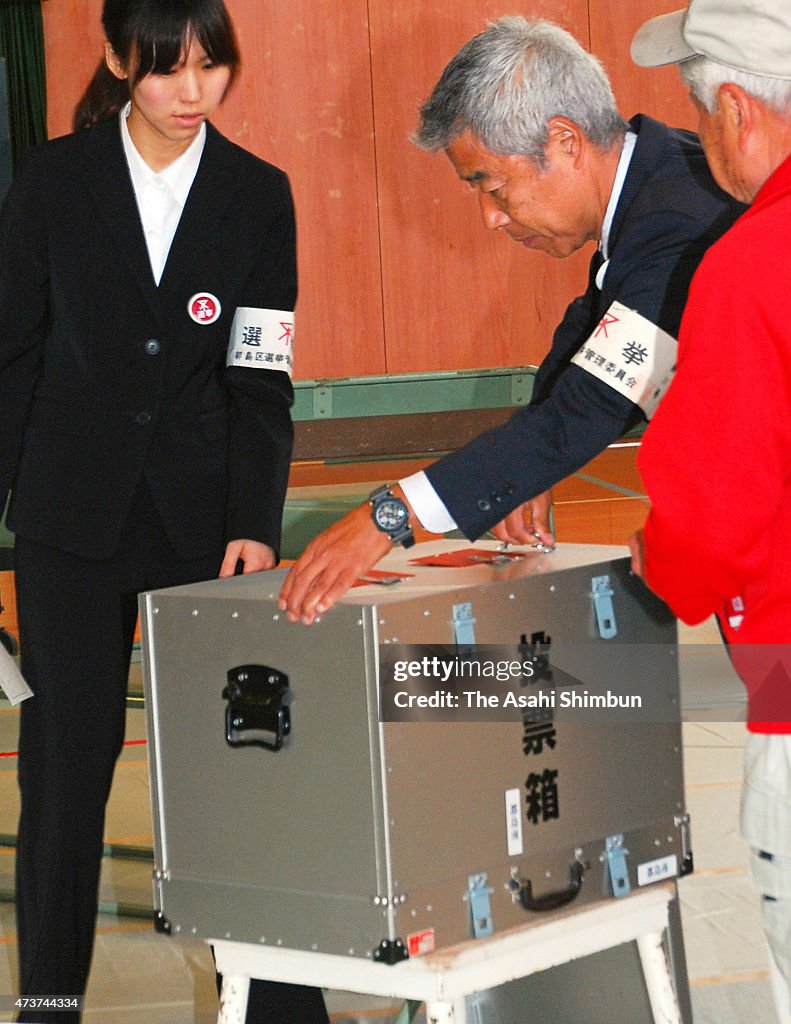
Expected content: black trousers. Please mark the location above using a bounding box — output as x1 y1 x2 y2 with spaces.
13 487 328 1024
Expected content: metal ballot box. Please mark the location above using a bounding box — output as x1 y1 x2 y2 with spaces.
140 541 690 965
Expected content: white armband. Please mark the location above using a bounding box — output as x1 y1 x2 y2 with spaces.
571 301 677 418
226 307 295 376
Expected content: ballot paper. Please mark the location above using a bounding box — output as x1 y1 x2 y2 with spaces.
409 547 525 568
0 643 32 704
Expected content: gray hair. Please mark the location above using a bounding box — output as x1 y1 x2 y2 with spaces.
680 55 791 116
414 15 627 163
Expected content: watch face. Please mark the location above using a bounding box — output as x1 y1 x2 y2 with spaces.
374 499 408 532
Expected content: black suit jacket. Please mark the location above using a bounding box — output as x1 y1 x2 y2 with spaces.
0 117 296 560
426 115 746 539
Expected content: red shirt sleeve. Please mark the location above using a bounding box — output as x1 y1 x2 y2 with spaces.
639 233 791 625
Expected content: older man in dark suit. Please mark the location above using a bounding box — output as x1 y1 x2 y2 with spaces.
280 14 744 623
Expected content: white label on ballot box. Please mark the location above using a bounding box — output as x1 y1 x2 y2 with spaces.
572 300 677 418
505 787 524 856
0 644 33 705
637 854 678 887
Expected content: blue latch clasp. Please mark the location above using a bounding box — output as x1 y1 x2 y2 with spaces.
467 872 494 938
452 602 477 659
605 833 631 899
592 575 618 639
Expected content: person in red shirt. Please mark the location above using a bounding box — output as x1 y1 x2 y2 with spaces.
631 2 791 1019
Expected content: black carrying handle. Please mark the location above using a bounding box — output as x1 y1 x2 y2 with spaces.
513 859 585 913
222 665 291 751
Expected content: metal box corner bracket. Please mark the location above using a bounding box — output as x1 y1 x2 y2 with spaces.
140 543 689 959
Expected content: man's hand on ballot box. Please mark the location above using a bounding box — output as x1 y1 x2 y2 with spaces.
489 489 555 548
279 501 395 624
279 484 555 623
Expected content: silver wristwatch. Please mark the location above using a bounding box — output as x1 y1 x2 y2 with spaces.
369 485 415 548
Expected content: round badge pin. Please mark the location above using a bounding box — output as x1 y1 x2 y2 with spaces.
188 292 222 325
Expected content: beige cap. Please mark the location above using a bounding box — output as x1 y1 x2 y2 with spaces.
631 0 791 79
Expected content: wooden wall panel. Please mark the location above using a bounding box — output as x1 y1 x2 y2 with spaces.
368 0 593 374
220 1 385 379
591 0 696 131
42 0 386 381
41 0 103 137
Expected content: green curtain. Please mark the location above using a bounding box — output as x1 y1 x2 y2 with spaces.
0 0 46 168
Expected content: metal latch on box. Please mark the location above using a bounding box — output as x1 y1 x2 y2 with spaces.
467 872 494 938
605 833 631 898
222 665 291 751
452 602 477 659
591 575 618 639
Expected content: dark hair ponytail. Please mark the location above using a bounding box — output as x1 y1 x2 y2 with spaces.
73 62 130 132
73 0 240 132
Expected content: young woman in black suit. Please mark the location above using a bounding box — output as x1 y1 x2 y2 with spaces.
0 2 326 1021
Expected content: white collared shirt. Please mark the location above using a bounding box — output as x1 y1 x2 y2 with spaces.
120 103 206 285
401 130 638 534
596 130 637 288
